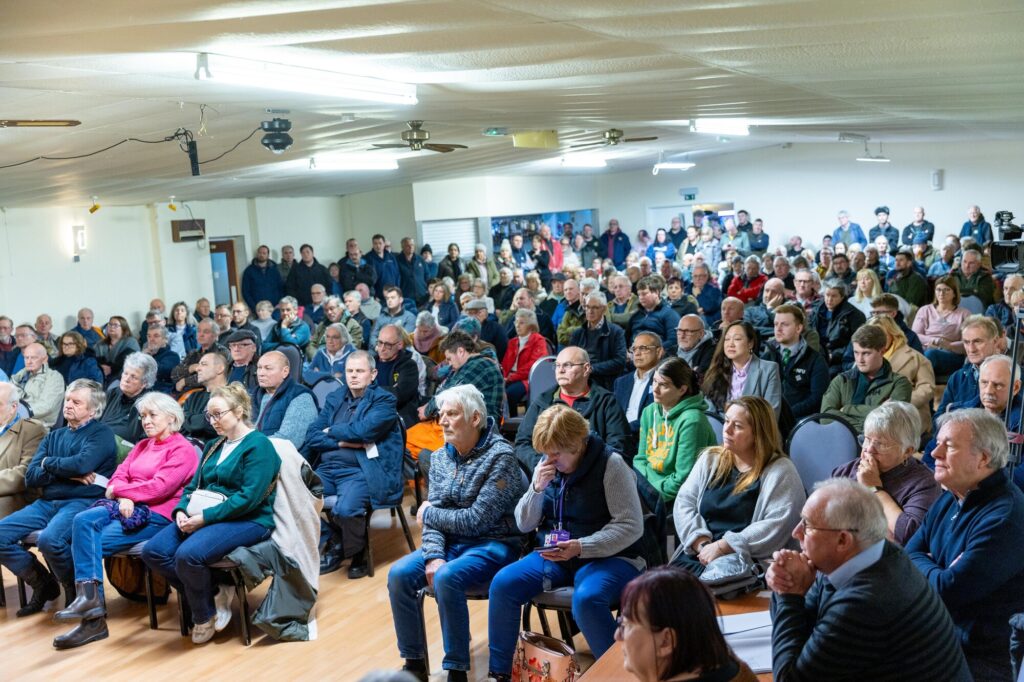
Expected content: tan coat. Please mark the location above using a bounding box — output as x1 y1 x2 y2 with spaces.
887 343 936 436
0 418 45 518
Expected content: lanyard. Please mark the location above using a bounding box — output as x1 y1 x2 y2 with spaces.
554 477 568 530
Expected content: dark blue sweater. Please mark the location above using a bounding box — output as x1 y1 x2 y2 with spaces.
24 420 117 500
906 469 1024 664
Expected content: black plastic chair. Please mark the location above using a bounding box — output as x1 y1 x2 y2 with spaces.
175 558 253 645
416 583 490 673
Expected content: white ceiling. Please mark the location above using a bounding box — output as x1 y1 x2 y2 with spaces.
2 0 1023 207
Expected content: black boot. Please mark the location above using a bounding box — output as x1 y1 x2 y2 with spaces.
319 537 344 575
55 581 105 622
347 547 369 579
401 659 429 682
447 671 468 682
16 562 61 617
53 616 109 650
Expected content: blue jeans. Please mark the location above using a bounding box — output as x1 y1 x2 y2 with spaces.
0 497 94 584
70 506 171 598
141 520 271 624
388 541 520 672
925 348 965 377
505 382 527 412
487 551 640 674
317 450 370 557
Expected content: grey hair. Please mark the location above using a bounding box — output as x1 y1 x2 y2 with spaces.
691 263 711 277
346 349 376 372
279 296 298 308
198 318 220 335
133 392 184 432
148 325 169 341
936 408 1010 469
744 255 761 266
980 353 1022 381
65 379 107 419
579 277 599 293
343 290 363 304
256 300 274 312
812 478 887 548
475 243 487 253
499 267 513 276
325 295 343 308
0 382 18 406
514 308 539 330
586 291 607 307
326 322 351 345
837 210 849 218
435 384 487 423
123 352 158 388
416 311 438 329
357 670 420 682
864 402 920 453
823 278 848 298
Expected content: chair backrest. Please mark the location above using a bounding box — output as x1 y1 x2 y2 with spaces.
786 412 861 493
706 412 724 445
528 356 557 404
310 377 343 410
961 295 984 315
277 345 304 384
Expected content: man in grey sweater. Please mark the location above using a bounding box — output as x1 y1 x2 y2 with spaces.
387 385 526 682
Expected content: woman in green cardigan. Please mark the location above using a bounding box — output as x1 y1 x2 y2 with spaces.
142 382 281 645
634 357 718 504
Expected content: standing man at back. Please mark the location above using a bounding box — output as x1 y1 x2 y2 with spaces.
242 244 283 314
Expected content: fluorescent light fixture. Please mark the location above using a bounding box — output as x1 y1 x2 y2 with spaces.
856 141 891 163
691 118 750 136
195 53 417 105
653 161 696 172
560 155 606 168
309 154 398 171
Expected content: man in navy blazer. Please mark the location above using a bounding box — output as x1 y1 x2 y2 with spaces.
613 331 664 452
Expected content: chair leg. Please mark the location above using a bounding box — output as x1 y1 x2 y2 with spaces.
0 568 6 608
177 589 191 636
144 563 158 630
556 609 574 645
522 602 533 631
16 575 27 610
396 505 416 552
412 470 423 515
235 575 251 646
416 588 431 674
365 510 375 578
537 606 552 638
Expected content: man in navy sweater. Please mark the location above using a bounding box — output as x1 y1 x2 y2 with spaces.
907 409 1024 681
0 379 117 616
934 315 1002 427
768 478 969 681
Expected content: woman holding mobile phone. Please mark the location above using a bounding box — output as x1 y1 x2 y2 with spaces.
485 405 645 682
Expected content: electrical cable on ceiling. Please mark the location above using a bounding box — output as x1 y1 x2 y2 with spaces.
199 126 260 165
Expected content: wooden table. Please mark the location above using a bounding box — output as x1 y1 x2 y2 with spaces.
580 592 773 681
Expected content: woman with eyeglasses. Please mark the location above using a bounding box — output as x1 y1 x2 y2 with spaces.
95 316 140 382
617 566 757 682
51 331 104 385
142 383 280 645
831 401 939 545
635 357 718 505
486 405 645 682
54 392 198 649
671 396 804 575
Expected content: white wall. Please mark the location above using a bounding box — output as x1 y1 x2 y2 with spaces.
340 185 415 246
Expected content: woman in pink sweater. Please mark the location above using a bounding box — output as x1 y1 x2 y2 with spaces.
912 275 972 377
52 392 198 650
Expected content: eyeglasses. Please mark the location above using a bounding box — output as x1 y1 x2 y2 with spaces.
204 410 231 424
861 435 899 453
797 517 858 534
584 305 606 311
554 362 586 371
629 345 657 353
375 339 399 349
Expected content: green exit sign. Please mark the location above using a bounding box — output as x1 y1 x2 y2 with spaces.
683 193 697 201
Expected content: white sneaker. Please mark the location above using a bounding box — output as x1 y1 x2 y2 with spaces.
213 585 235 632
191 620 216 644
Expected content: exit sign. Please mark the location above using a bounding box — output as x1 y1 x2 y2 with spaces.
679 187 698 201
683 193 697 201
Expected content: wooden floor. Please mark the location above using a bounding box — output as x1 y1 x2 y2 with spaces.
0 493 597 682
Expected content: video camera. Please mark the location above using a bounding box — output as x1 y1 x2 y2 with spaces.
989 211 1023 274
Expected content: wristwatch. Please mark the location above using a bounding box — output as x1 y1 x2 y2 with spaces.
868 485 883 493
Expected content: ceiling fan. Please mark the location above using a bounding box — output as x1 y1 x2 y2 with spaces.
571 128 657 148
0 119 80 128
372 120 468 153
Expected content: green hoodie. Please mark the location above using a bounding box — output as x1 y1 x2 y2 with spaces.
634 392 718 502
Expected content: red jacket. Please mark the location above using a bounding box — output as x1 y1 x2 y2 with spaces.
501 333 549 389
727 273 767 303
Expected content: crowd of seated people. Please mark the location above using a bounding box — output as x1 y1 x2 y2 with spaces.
3 204 1024 680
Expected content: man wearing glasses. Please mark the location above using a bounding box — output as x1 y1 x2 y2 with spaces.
612 332 663 441
569 292 626 390
675 315 715 382
225 329 260 392
768 478 969 681
515 346 629 472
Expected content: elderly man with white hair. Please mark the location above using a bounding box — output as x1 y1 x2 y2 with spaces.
12 342 66 428
387 384 526 682
768 478 969 681
907 409 1024 680
0 382 45 518
0 379 118 617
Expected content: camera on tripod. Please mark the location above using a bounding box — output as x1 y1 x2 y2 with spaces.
989 211 1023 274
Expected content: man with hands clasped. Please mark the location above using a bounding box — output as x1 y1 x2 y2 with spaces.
387 385 526 682
767 478 969 681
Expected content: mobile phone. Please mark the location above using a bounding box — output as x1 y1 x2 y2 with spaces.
533 545 559 553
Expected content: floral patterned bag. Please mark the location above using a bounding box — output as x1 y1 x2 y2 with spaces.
511 631 579 682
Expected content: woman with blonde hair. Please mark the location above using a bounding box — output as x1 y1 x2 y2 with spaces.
671 396 805 575
850 268 883 317
865 315 935 436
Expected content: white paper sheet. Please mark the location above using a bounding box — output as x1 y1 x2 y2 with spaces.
718 610 772 673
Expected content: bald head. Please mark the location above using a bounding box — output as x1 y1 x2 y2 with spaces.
256 350 291 393
22 342 48 373
721 297 745 326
